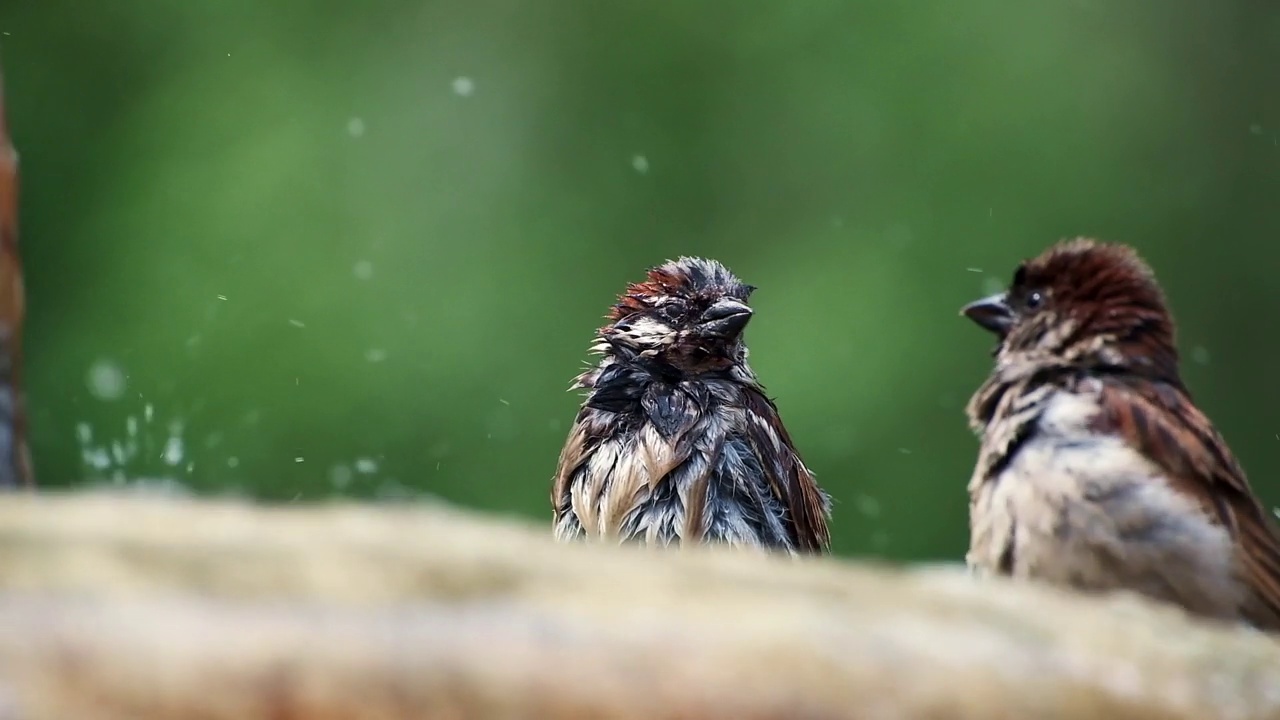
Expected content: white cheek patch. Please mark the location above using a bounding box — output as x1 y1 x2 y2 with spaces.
616 316 674 349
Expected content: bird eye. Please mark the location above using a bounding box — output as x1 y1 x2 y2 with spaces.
1025 291 1044 310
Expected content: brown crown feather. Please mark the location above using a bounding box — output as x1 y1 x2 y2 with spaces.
1016 238 1179 369
1019 238 1165 311
606 257 753 322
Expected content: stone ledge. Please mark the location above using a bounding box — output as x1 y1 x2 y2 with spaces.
0 491 1274 720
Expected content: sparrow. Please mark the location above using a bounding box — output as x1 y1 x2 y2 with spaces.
961 237 1280 630
550 257 831 554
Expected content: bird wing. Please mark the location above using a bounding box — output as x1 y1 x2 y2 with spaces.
549 407 604 530
1094 375 1280 629
743 390 831 553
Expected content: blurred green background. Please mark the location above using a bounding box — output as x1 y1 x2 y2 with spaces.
1 1 1277 561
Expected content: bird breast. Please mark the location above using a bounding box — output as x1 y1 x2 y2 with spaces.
968 388 1245 621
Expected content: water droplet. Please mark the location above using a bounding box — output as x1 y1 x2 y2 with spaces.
375 479 416 500
330 464 353 489
884 224 913 250
855 495 881 517
161 436 184 466
452 76 475 97
294 457 305 463
288 319 306 328
227 456 240 469
365 348 388 363
84 448 111 470
354 457 379 474
487 408 517 441
630 154 649 174
216 294 228 301
1191 346 1210 365
353 260 374 280
86 359 127 401
347 117 366 138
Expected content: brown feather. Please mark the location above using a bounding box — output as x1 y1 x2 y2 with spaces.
680 460 712 544
743 390 830 553
1091 377 1280 628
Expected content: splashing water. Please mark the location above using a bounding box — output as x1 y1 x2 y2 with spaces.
330 464 353 490
74 397 195 494
86 358 127 401
161 420 186 466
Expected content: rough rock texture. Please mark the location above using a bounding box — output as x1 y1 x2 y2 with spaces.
0 492 1275 720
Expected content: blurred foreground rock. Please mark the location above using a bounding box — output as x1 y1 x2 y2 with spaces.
0 493 1274 720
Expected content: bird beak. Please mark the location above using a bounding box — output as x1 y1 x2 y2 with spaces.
696 299 753 339
961 293 1014 336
